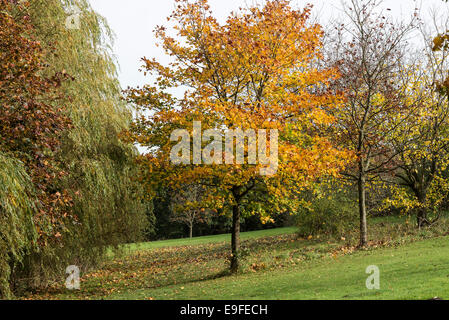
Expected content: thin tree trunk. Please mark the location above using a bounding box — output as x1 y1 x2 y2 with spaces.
417 208 427 229
230 203 241 274
414 190 429 229
358 172 368 247
189 223 193 238
417 194 428 229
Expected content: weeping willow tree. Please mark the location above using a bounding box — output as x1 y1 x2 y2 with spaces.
0 0 72 297
0 153 37 298
1 0 151 295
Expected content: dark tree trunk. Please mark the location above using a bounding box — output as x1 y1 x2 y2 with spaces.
358 172 368 247
415 191 429 229
230 203 241 273
416 194 429 228
417 208 428 229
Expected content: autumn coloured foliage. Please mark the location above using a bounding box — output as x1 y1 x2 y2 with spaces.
0 0 73 297
125 0 351 272
0 0 148 298
0 0 73 235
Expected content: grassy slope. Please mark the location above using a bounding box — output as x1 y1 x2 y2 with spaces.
111 236 449 300
23 216 449 300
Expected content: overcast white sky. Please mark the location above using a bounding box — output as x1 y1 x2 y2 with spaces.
88 0 448 90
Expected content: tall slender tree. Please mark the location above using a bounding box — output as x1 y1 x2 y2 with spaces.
327 0 418 246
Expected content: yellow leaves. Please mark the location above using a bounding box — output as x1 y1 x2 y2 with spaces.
124 0 351 217
432 34 449 52
371 92 386 106
260 216 275 225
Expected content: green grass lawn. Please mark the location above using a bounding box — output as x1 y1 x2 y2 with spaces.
110 237 449 300
126 227 298 251
22 216 449 300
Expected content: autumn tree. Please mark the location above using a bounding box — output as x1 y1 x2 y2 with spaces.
1 0 150 296
125 0 350 272
169 184 211 238
23 0 149 263
385 15 449 228
327 0 418 246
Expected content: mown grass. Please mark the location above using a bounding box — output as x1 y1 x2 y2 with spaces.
21 214 449 300
109 237 449 300
126 227 298 251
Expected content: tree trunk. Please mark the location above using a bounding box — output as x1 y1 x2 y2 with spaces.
358 172 368 247
189 223 193 238
417 208 428 229
230 203 241 274
416 192 429 229
416 195 428 229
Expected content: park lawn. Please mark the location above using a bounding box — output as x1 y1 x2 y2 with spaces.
127 227 298 251
109 236 449 300
22 215 449 300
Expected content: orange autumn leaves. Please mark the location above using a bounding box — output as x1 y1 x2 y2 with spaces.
125 0 353 213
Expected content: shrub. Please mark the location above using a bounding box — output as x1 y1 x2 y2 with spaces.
296 195 356 238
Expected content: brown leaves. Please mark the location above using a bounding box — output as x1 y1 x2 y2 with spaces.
0 0 72 242
432 34 449 52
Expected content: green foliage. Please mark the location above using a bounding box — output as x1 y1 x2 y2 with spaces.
17 0 149 289
296 194 357 238
0 0 71 297
0 153 37 298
